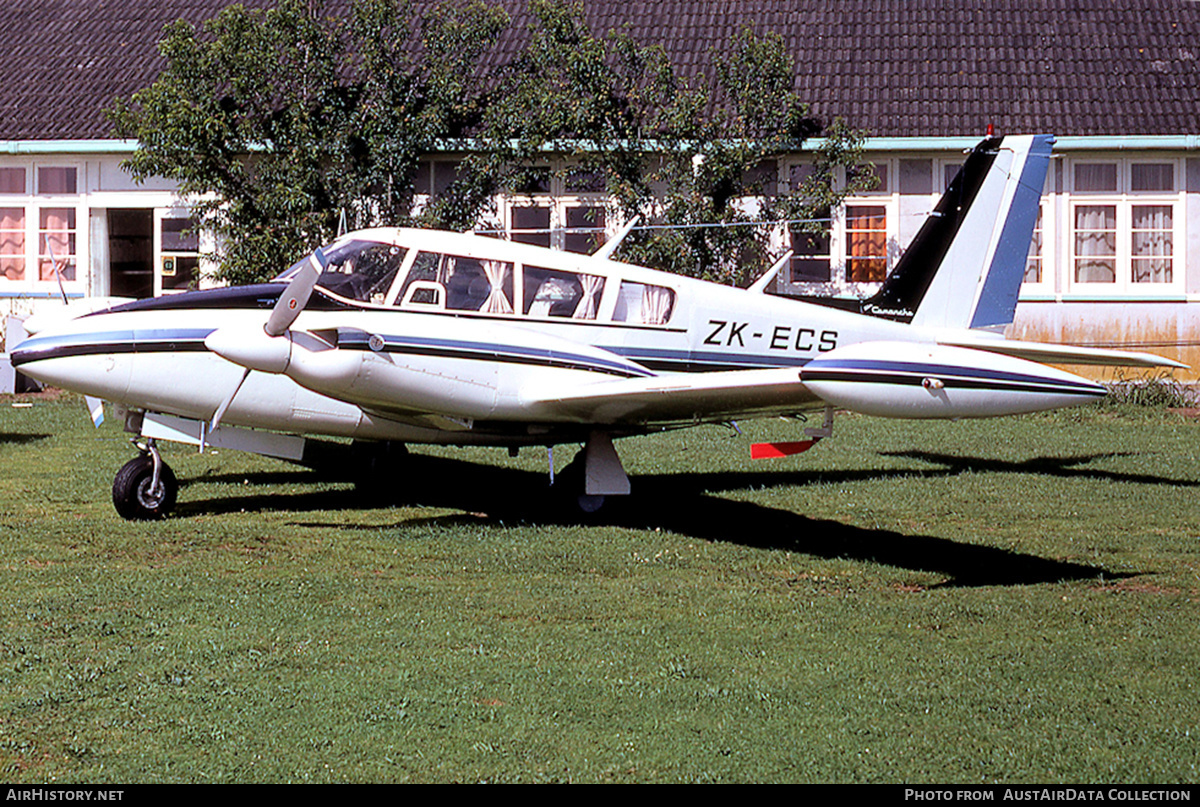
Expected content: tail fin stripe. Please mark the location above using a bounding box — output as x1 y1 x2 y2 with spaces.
969 137 1054 330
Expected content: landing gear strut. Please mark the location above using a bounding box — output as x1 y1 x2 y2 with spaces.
552 432 630 514
112 439 178 520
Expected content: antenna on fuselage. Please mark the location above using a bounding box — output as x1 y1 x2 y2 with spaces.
592 215 640 260
748 250 794 294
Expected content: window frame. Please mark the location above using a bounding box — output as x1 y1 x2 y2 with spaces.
781 158 899 297
1063 157 1184 298
0 161 86 294
1019 199 1056 298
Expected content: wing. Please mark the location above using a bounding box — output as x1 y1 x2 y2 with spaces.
520 337 1118 425
519 367 819 425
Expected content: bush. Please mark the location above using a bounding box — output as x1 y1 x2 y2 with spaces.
1100 371 1197 408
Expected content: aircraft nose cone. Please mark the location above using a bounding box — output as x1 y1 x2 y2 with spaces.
9 325 134 400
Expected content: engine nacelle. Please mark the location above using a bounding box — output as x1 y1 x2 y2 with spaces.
802 341 1106 419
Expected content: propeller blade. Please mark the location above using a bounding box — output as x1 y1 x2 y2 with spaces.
211 367 251 431
265 247 328 337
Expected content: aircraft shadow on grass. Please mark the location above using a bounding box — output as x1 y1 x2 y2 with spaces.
880 449 1200 489
167 446 1187 588
0 432 50 447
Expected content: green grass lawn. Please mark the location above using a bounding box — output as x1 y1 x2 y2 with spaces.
1 394 1198 783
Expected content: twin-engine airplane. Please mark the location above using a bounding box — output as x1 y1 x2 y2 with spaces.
12 135 1183 519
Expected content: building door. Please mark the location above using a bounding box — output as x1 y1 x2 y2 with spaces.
107 209 153 298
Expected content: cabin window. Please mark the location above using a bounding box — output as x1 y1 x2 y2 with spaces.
397 250 441 302
523 266 605 319
398 251 515 314
448 257 514 313
612 281 675 325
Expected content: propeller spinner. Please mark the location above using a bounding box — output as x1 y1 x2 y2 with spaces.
206 247 328 429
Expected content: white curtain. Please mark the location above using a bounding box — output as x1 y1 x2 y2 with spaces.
39 208 76 282
572 274 603 319
1074 205 1116 283
0 208 24 281
481 260 513 314
1132 205 1172 283
641 284 673 325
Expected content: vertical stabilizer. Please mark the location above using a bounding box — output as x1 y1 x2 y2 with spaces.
860 134 1054 331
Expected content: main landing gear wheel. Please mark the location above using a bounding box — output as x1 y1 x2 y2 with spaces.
112 454 178 521
553 452 606 514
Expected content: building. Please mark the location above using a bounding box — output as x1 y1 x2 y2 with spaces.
4 0 1200 374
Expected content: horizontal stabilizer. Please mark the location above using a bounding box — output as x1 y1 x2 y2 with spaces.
938 335 1188 369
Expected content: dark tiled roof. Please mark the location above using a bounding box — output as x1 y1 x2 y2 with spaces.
4 0 1200 141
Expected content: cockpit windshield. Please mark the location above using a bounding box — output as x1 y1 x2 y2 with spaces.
275 239 408 305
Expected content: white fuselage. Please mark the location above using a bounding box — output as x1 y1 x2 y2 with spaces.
13 227 1104 448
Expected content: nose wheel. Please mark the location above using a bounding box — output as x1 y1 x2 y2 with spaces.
112 441 178 520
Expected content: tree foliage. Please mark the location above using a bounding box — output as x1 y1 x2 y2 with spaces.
110 0 507 285
111 0 870 286
485 3 874 284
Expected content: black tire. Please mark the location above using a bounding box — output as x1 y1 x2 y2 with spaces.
351 441 409 499
553 450 606 514
112 455 178 520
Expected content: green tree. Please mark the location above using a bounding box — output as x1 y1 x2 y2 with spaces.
111 0 869 287
109 0 507 285
469 0 873 286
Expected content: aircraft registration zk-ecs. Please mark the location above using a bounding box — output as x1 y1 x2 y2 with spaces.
12 134 1184 519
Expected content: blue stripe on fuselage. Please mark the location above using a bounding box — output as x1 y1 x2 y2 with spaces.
804 356 1104 395
11 328 214 366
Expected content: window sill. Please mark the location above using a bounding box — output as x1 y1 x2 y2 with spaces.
0 289 85 298
1057 293 1187 303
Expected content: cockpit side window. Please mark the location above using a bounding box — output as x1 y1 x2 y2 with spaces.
523 265 605 319
612 281 675 325
315 241 408 304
